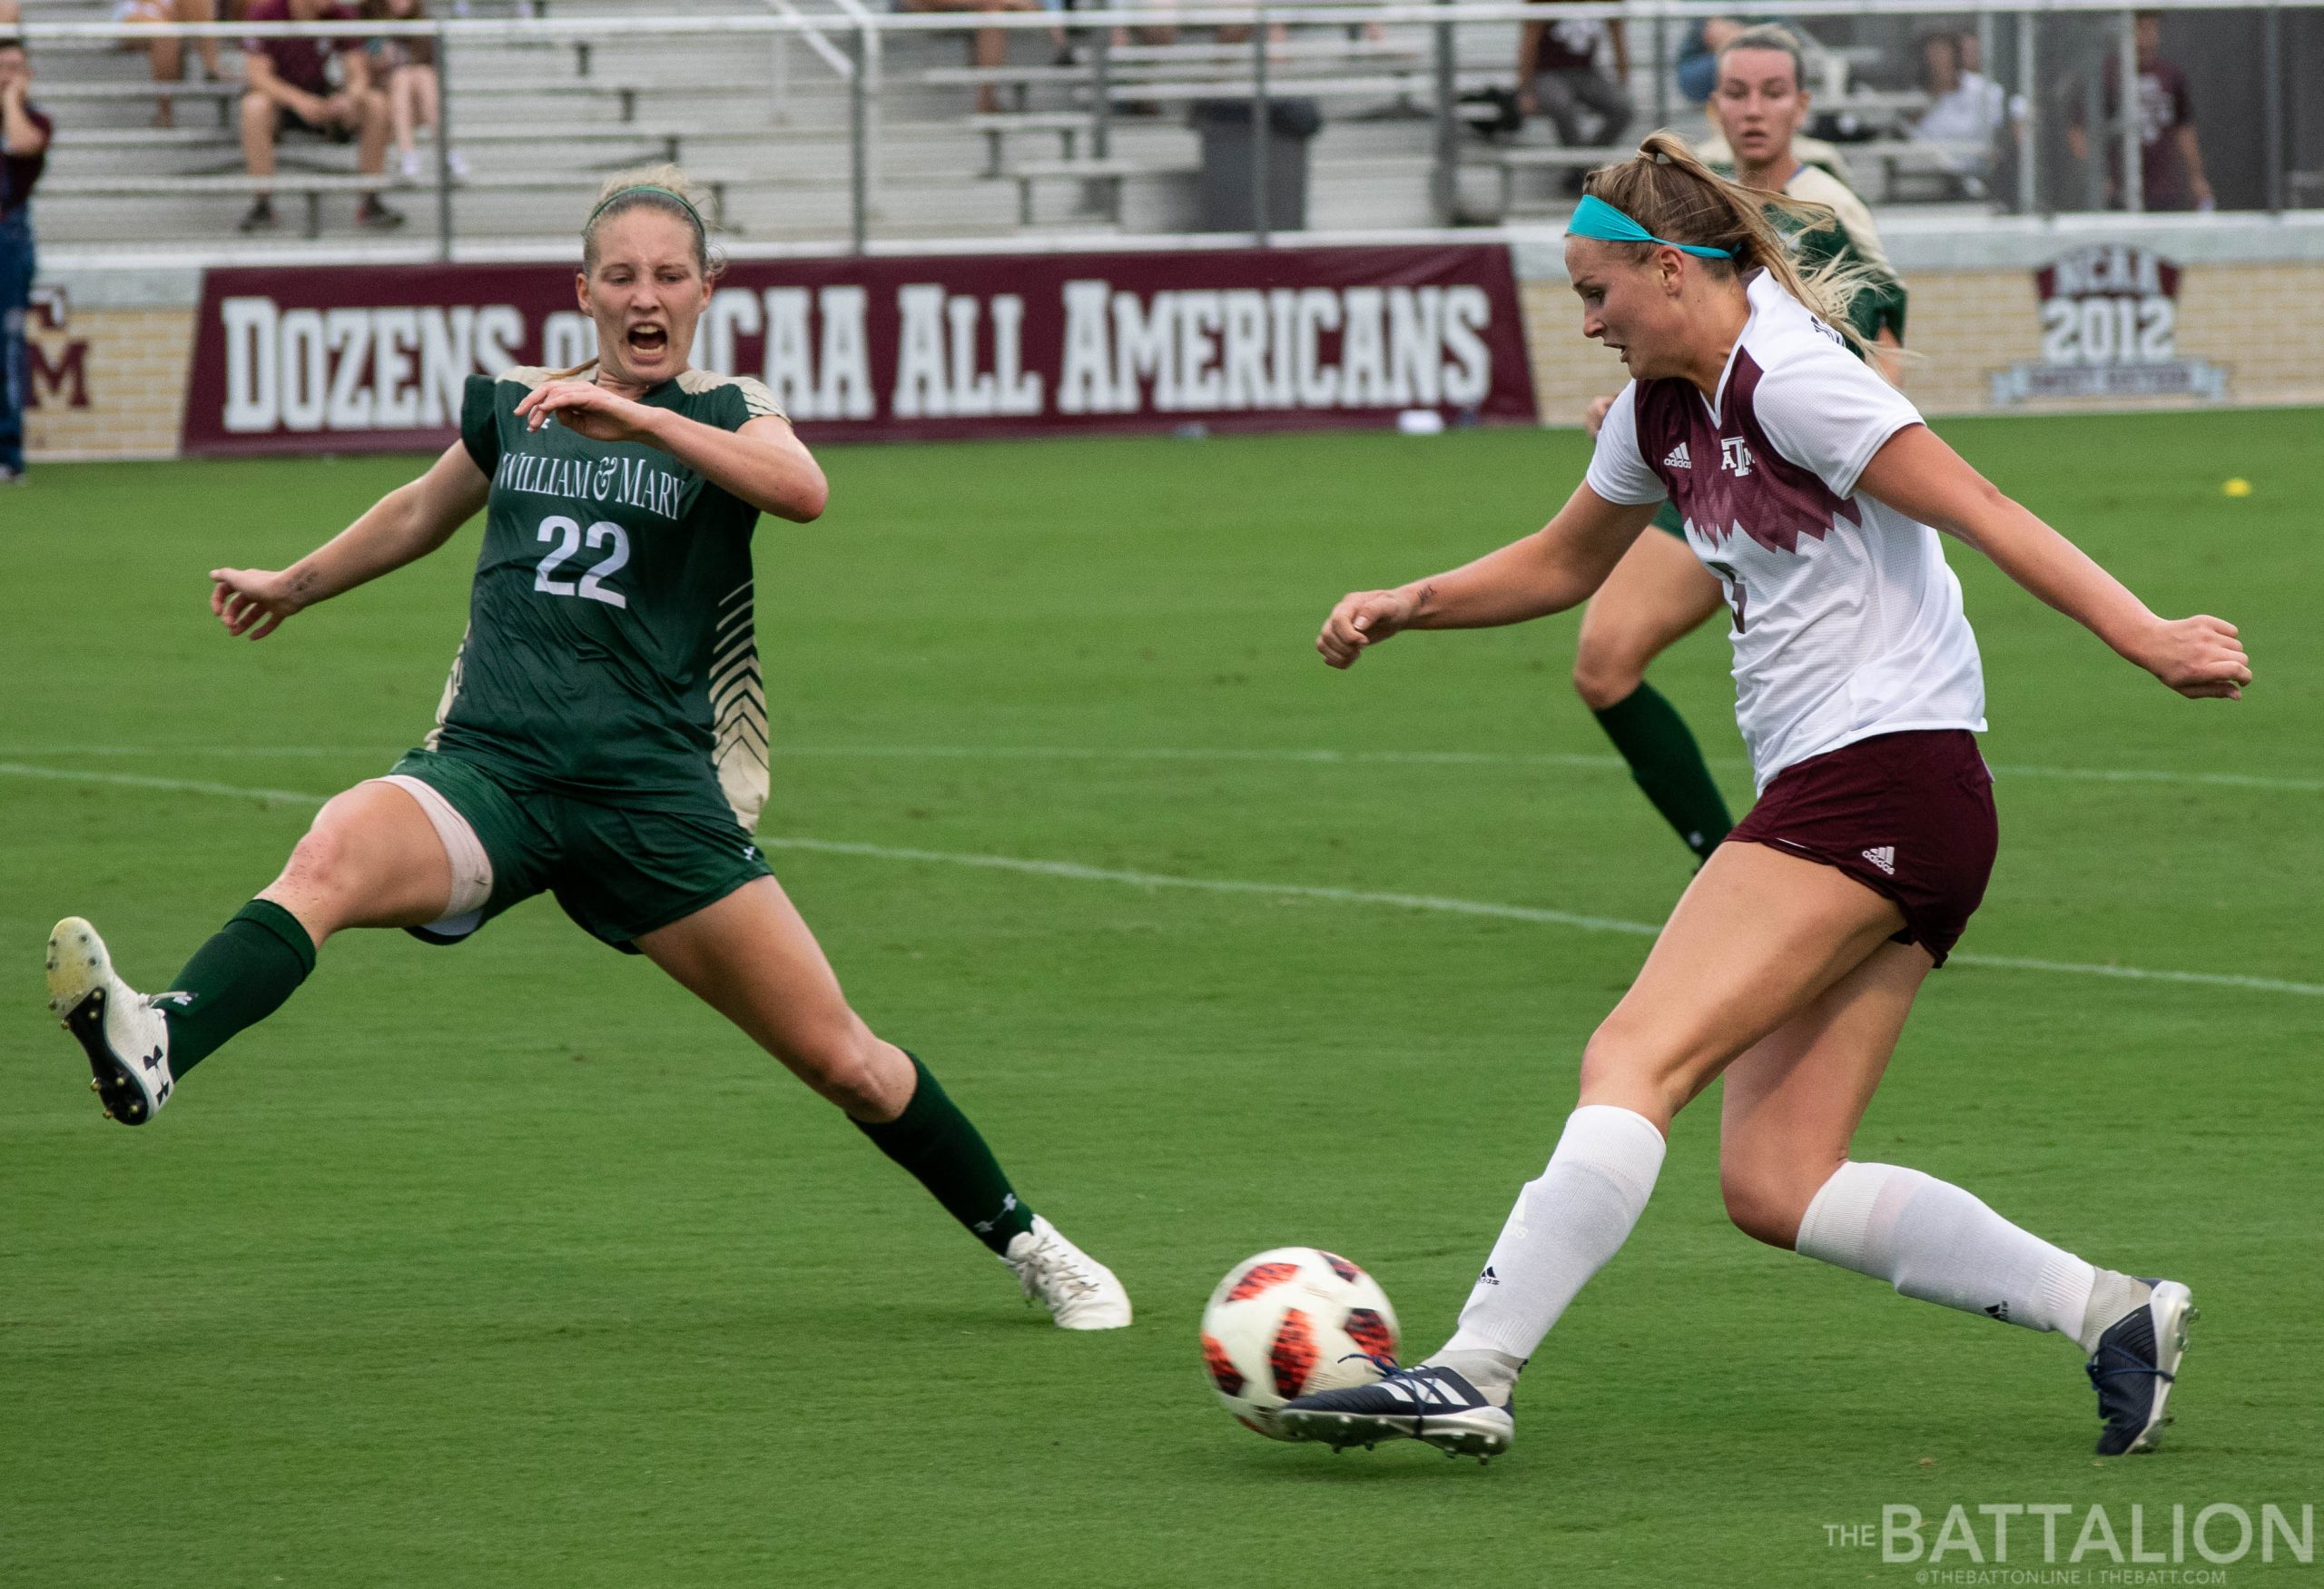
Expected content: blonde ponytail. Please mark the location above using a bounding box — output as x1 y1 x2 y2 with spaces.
1584 132 1885 358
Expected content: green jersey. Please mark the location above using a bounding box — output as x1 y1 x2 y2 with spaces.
1774 163 1907 344
436 365 784 829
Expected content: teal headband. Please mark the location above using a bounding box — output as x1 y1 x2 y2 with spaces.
1566 193 1734 259
587 184 704 231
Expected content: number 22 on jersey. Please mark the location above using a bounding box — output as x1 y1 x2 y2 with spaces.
534 515 631 609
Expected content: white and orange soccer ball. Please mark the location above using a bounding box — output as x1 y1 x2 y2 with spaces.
1200 1247 1401 1439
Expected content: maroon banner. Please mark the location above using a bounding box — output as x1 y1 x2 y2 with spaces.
181 243 1535 456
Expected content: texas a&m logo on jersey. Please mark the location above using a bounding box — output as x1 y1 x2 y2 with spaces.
1639 355 1856 558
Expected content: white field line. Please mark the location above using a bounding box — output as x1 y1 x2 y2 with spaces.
5 760 2315 1000
776 745 2324 794
0 761 330 805
757 837 2324 998
7 742 2322 794
758 835 1661 936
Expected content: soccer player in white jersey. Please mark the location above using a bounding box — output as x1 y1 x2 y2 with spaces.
1279 133 2249 1462
1569 25 1909 875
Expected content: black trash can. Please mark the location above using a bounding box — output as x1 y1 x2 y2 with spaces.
1189 98 1323 232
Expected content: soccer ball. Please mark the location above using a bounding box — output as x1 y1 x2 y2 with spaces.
1200 1247 1400 1439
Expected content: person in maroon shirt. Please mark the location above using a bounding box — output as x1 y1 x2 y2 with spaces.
1518 0 1632 153
237 0 403 232
2066 12 2215 212
1 33 53 481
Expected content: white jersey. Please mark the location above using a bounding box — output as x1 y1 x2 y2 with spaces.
1585 271 1986 791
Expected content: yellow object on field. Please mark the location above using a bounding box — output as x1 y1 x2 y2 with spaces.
2222 478 2253 497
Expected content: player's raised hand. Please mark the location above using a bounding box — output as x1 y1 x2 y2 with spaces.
209 568 304 641
514 380 659 446
1317 587 1419 669
1582 394 1615 439
2134 614 2251 700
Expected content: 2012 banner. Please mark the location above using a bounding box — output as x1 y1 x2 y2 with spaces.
181 243 1536 455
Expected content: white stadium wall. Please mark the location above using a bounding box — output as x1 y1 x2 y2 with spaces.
24 216 2324 464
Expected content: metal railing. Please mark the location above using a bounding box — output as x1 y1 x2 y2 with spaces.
16 0 2323 257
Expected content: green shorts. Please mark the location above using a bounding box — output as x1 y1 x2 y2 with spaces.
1650 501 1686 538
387 746 773 953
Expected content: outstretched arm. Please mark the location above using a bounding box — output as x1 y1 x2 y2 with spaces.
1316 483 1659 667
1855 423 2249 698
211 440 490 640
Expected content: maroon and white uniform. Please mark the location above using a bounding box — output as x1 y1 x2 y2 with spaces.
1584 271 1986 795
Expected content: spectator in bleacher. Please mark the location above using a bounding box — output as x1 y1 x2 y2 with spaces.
1914 29 2020 188
359 0 464 181
1 33 50 484
902 0 1049 114
237 0 402 232
118 1 230 129
2064 12 2213 212
1519 0 1630 152
1675 15 1744 104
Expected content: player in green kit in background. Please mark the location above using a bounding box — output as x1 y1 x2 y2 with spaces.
44 164 1131 1331
1570 24 1905 867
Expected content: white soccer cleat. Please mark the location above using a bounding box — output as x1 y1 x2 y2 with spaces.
1003 1215 1133 1330
46 917 175 1126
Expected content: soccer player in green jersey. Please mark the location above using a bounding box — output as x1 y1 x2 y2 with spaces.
44 165 1131 1330
1569 24 1906 868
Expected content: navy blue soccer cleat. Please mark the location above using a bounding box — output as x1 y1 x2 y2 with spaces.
2086 1278 2194 1456
1275 1362 1514 1463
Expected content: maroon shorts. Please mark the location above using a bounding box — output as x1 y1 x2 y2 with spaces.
1724 729 1997 966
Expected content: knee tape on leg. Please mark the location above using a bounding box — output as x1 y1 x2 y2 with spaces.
373 775 494 927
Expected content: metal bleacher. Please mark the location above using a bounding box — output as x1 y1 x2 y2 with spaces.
16 0 1969 252
14 0 1531 249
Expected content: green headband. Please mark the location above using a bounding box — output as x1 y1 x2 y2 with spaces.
1566 193 1735 260
587 184 704 232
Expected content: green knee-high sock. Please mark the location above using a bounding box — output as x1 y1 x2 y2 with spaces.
1591 682 1735 863
158 899 317 1078
853 1054 1037 1256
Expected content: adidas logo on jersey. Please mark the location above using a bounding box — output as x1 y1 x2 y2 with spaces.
1662 442 1691 470
1862 845 1897 875
1477 1265 1501 1287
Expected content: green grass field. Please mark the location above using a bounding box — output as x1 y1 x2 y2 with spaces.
5 409 2321 1586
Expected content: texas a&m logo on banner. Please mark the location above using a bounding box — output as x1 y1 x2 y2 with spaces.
1991 244 2225 405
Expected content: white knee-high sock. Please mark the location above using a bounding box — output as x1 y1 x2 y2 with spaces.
1795 1161 2128 1351
1439 1104 1667 1364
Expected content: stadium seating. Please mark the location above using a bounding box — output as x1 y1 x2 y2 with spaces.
16 0 1971 250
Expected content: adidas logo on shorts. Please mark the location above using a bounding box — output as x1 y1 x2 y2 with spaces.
1861 845 1897 876
1662 442 1691 470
